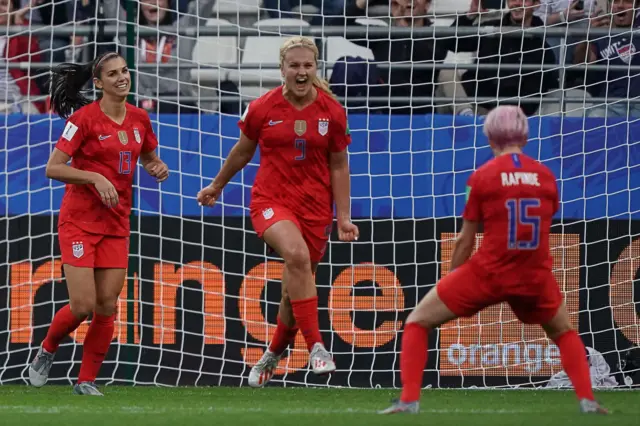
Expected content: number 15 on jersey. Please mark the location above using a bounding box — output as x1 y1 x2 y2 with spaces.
505 198 541 250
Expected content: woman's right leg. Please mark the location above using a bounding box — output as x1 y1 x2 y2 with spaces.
29 264 96 387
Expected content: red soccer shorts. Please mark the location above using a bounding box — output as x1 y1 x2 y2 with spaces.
250 204 332 264
436 263 563 325
58 222 129 269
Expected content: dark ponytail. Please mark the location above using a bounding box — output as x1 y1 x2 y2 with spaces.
49 52 121 119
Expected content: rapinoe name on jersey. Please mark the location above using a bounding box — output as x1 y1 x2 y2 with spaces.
501 172 540 187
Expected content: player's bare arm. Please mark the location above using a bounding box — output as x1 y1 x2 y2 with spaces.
450 220 478 270
45 147 119 208
197 131 258 207
140 151 169 182
329 149 359 241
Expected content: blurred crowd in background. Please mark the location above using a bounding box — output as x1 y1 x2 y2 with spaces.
1 0 639 118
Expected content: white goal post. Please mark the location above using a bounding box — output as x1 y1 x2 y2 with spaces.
0 0 638 389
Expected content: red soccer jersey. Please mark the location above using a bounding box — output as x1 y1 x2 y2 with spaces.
238 86 351 220
463 153 559 274
55 101 159 236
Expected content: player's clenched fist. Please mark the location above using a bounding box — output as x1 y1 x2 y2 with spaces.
338 219 359 242
144 160 169 182
197 183 222 207
93 174 119 208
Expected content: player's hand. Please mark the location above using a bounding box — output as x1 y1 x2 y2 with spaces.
337 219 359 242
145 160 169 182
197 183 222 207
93 175 119 208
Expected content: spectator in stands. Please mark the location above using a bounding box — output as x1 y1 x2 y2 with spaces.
574 0 640 117
534 0 602 64
1 0 47 113
337 0 448 114
17 0 72 63
438 0 558 116
264 0 346 25
103 0 216 114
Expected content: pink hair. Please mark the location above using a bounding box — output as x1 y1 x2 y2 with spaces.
483 106 529 148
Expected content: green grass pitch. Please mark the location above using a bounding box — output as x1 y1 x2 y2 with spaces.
0 386 637 426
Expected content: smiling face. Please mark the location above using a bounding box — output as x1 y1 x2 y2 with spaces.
611 0 636 26
507 0 539 23
280 45 317 100
94 56 131 99
141 0 169 25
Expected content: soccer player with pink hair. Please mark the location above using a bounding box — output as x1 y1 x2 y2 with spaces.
380 106 607 415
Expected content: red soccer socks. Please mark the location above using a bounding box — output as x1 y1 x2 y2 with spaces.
42 304 85 353
269 316 299 355
77 313 115 384
553 330 595 401
400 322 429 403
291 296 323 351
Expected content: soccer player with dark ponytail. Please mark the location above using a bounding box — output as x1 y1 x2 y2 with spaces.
29 52 169 395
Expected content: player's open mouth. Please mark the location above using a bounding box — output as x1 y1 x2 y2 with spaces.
116 82 129 90
295 76 308 90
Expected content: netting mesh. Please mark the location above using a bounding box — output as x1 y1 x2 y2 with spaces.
0 0 638 388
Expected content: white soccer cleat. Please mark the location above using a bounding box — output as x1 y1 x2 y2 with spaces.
73 382 104 396
29 345 55 388
579 399 608 414
379 399 420 415
309 343 336 375
248 349 281 388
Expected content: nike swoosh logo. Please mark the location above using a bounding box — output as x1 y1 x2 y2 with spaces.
268 120 283 126
99 135 111 140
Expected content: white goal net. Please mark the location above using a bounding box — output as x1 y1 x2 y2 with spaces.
0 0 639 389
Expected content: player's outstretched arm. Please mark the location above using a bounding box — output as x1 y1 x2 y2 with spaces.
197 132 257 207
329 150 359 241
450 219 478 271
140 151 169 182
45 148 119 208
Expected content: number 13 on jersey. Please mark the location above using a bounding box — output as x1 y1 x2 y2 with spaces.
119 151 132 174
505 198 541 250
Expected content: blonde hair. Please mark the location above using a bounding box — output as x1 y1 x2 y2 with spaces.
279 36 337 100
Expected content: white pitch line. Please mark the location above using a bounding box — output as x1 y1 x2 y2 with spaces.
0 405 529 415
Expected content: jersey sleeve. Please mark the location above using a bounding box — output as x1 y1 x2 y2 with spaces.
55 112 85 157
462 172 482 221
141 110 159 153
237 100 264 141
329 104 351 153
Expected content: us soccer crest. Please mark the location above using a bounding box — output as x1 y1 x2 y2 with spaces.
72 241 84 258
318 118 329 136
294 120 307 136
133 128 141 144
118 130 128 145
616 42 636 64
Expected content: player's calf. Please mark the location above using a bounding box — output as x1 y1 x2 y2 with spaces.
28 345 55 388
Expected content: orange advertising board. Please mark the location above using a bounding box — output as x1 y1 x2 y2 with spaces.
438 233 581 376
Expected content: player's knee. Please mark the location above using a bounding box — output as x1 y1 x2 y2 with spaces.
282 244 311 273
94 297 118 316
69 297 95 318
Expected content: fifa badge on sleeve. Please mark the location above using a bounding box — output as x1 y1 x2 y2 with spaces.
318 118 329 136
134 128 141 144
118 131 129 145
72 241 84 258
294 120 307 136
